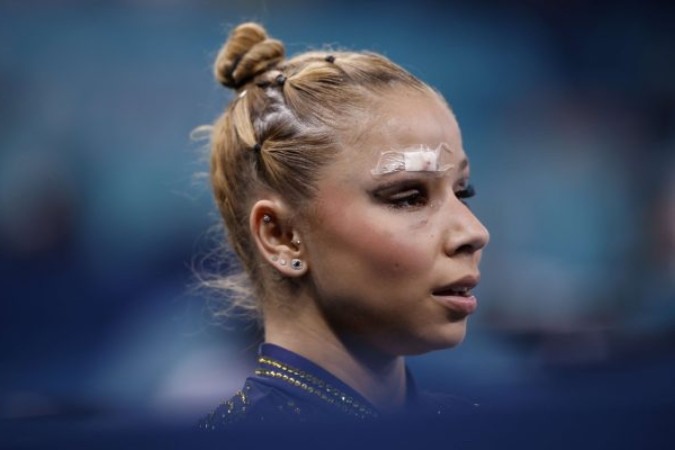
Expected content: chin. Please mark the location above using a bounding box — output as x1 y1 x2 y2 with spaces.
381 325 468 356
409 336 466 356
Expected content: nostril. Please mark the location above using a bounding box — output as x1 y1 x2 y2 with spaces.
455 243 476 255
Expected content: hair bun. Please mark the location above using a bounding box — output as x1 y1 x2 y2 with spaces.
214 22 285 90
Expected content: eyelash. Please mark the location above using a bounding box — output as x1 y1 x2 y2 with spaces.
382 183 476 209
387 188 428 209
456 184 475 204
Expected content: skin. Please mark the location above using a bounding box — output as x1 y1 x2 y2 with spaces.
262 89 489 412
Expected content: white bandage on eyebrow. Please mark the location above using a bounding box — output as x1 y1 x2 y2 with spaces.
370 143 454 176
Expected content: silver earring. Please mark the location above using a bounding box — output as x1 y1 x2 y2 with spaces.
262 214 272 224
279 258 287 266
290 259 304 270
292 239 301 247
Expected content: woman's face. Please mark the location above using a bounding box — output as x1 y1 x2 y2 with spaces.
302 89 489 356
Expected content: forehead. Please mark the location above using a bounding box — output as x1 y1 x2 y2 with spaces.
334 90 466 178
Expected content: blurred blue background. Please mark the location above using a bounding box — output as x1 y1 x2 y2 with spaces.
1 0 674 448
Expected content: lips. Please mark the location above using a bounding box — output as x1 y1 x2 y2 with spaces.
431 275 479 315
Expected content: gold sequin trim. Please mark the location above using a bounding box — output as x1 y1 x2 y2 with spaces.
256 356 378 419
201 384 252 429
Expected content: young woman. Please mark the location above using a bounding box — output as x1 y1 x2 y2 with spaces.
200 22 489 429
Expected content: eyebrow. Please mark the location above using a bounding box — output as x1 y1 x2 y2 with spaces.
370 171 436 189
372 158 470 181
367 156 471 188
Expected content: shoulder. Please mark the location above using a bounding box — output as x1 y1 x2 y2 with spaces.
198 384 253 430
198 378 338 430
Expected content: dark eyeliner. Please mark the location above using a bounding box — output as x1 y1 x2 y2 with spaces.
456 184 475 199
372 181 428 209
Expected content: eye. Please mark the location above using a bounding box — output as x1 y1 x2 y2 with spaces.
388 188 428 209
455 184 475 205
373 183 429 210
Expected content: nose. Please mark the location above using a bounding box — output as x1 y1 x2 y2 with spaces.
444 201 490 257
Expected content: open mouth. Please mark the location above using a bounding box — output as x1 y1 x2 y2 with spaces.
431 278 479 315
432 286 473 297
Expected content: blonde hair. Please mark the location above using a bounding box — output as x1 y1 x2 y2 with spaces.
208 22 430 318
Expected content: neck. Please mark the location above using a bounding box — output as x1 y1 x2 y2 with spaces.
264 301 407 412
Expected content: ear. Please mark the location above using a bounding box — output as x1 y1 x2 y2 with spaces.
250 199 307 277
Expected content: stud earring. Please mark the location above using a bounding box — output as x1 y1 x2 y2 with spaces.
290 259 304 270
292 238 301 247
271 255 278 262
262 214 272 224
279 258 287 266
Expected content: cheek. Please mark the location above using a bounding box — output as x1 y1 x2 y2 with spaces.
368 233 426 277
321 209 435 279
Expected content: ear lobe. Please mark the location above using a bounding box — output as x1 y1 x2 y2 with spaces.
250 199 308 277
